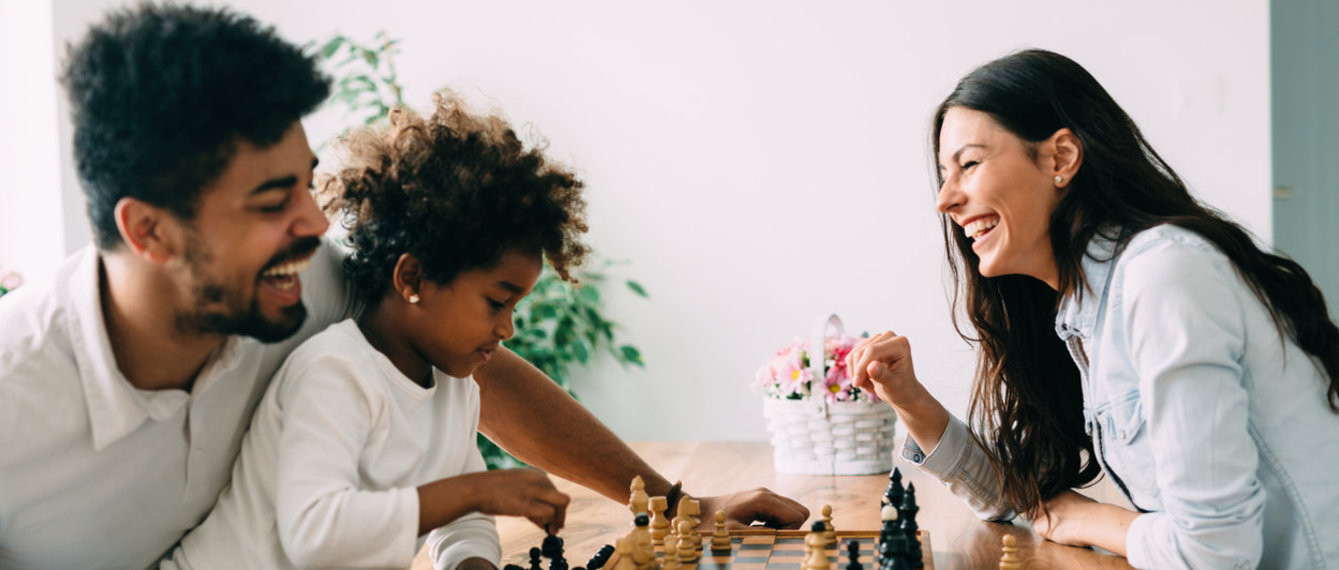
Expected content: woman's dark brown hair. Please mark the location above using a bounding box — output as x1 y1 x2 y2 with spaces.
932 49 1339 517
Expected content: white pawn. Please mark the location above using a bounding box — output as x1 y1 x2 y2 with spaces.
661 544 681 570
999 534 1022 570
710 510 731 552
675 518 699 562
821 504 837 548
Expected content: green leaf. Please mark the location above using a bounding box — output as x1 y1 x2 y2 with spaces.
626 280 649 298
318 36 345 59
362 49 379 67
619 345 644 367
572 341 589 364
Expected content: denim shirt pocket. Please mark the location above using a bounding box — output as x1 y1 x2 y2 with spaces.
1094 391 1160 510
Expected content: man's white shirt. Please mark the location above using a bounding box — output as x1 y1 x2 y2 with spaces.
0 242 352 569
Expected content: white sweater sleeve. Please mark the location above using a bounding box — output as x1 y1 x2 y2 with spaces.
426 447 501 570
273 357 422 568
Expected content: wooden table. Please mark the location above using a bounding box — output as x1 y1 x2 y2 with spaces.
416 441 1134 570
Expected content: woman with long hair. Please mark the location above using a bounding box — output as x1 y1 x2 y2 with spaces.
848 49 1339 568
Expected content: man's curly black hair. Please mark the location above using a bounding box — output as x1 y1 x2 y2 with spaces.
61 3 330 250
323 92 589 308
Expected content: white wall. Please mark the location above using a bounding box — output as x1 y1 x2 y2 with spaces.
1 0 65 285
43 0 1271 441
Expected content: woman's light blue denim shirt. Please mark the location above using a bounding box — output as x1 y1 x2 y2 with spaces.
902 224 1339 569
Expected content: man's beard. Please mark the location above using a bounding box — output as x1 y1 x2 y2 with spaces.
174 235 320 343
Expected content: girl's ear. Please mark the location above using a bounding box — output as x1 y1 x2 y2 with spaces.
392 253 424 304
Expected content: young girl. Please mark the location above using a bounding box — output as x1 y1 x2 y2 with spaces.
848 50 1339 568
167 92 586 569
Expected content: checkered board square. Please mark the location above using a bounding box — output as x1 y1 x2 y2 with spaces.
614 529 933 570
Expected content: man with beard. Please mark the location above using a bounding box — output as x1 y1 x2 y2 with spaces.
0 5 806 569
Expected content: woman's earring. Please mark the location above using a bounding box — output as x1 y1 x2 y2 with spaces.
407 294 420 304
1055 175 1064 185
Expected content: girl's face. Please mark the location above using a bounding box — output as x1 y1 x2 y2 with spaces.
935 107 1067 288
415 249 542 378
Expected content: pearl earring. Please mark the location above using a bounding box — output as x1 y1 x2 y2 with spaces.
408 294 420 304
1055 175 1064 184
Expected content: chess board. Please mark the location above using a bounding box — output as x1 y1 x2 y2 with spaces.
609 529 933 570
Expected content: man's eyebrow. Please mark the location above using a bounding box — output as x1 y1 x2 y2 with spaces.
495 280 524 294
248 157 320 196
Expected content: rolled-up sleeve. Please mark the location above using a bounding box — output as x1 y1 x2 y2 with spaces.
427 448 501 570
901 415 1014 521
1120 241 1264 569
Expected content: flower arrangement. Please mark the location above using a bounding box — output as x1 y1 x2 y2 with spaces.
0 267 22 298
753 333 878 404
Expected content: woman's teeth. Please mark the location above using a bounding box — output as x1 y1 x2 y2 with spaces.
964 217 999 239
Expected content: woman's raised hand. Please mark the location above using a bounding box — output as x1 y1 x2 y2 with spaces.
846 330 950 453
846 331 921 404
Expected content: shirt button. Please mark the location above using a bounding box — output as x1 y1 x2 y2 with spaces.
912 453 923 462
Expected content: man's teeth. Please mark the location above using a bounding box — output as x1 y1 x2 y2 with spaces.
964 218 999 239
262 257 311 278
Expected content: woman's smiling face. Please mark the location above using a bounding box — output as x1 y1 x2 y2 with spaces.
935 106 1069 288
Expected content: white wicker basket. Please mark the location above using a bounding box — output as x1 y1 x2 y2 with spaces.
762 315 897 475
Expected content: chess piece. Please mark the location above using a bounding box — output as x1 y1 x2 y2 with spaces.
900 485 922 569
586 545 615 570
610 537 637 570
661 544 682 570
805 521 831 570
821 504 837 548
630 513 656 570
629 475 650 516
883 468 905 508
999 535 1021 570
542 534 564 561
672 497 702 555
845 539 863 570
649 496 671 547
710 510 731 552
877 504 908 570
506 565 526 570
530 547 544 570
675 518 699 562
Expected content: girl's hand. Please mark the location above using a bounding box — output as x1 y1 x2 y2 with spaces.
467 469 571 533
846 331 922 405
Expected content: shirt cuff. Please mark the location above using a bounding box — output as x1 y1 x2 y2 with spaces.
900 414 967 477
1125 512 1155 569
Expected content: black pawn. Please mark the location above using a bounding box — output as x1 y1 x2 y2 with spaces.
899 485 922 569
542 534 564 560
529 547 543 570
845 539 863 570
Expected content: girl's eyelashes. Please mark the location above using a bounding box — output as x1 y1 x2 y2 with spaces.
486 298 505 311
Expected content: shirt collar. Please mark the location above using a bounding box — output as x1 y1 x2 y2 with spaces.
65 247 246 450
1055 228 1125 341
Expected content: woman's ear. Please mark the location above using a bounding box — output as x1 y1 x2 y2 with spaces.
1047 128 1084 187
392 253 424 305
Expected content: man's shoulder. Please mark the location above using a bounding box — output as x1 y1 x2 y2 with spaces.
0 252 89 380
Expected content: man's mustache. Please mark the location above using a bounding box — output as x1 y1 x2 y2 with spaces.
259 237 322 274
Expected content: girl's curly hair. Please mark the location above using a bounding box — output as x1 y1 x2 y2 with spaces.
323 91 589 307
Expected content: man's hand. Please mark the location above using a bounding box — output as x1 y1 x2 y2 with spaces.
696 488 810 530
1032 490 1137 556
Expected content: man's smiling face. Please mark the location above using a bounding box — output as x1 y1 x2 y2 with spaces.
170 122 329 342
